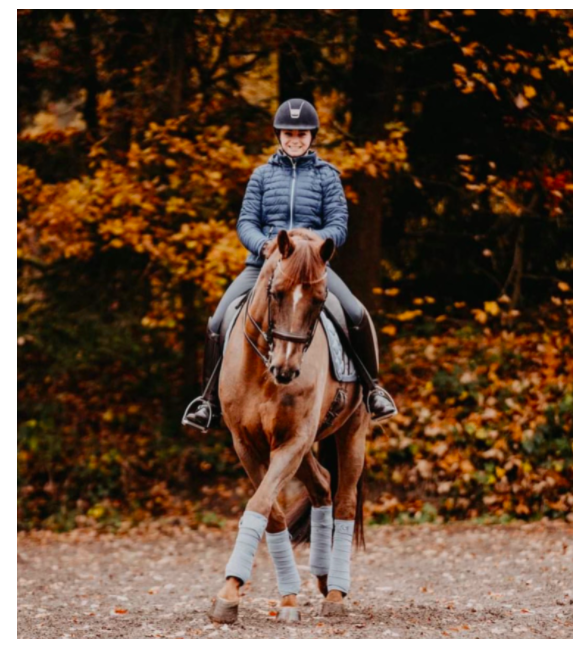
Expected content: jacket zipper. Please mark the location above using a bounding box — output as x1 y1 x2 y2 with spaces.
289 158 297 230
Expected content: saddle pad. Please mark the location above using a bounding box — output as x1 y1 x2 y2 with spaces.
319 312 358 383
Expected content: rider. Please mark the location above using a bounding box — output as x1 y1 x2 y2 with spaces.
183 98 397 432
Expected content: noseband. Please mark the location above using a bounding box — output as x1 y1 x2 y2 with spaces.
244 258 328 368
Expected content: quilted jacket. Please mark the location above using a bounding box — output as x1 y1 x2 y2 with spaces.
236 150 349 267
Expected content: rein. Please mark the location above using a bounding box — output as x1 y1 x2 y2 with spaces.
244 258 328 368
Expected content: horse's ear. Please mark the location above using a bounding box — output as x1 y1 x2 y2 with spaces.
277 229 295 258
320 238 335 263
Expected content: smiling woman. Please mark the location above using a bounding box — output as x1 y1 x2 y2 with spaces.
279 129 313 158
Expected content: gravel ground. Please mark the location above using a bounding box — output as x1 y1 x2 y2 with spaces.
18 520 572 639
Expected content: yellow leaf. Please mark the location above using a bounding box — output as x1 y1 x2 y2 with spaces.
504 62 521 74
473 309 488 324
523 85 537 99
530 67 543 80
558 282 570 292
462 42 478 56
397 310 423 321
484 301 500 316
372 287 383 295
381 324 397 337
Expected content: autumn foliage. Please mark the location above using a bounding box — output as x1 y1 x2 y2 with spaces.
17 9 572 530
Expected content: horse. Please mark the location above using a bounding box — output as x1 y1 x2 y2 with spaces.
208 228 370 624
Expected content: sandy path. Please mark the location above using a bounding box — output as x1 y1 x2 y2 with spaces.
18 521 572 639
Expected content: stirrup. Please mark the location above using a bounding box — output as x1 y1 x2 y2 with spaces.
182 397 216 432
365 386 398 422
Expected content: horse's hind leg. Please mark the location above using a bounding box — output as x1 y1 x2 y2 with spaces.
296 452 333 597
322 407 368 616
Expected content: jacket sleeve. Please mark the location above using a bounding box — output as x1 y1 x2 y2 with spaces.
236 167 268 257
312 168 349 248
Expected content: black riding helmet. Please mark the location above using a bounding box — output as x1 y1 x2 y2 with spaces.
273 98 319 144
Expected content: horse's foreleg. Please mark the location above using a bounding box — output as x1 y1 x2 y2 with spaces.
241 437 312 620
247 436 313 517
323 408 368 615
212 438 305 623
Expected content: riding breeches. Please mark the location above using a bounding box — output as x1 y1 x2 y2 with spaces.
209 264 365 334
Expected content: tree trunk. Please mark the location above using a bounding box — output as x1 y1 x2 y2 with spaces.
277 13 317 103
334 10 396 311
70 10 100 140
158 12 199 402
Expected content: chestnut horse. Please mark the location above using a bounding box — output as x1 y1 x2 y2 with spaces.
208 229 370 623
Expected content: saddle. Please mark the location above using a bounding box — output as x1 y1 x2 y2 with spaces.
220 292 358 383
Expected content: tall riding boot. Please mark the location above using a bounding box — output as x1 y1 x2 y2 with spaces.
348 310 398 422
182 319 223 432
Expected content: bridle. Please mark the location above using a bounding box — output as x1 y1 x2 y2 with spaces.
244 257 328 368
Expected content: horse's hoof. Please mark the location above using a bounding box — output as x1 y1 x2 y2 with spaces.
277 607 300 623
320 600 346 617
208 597 239 624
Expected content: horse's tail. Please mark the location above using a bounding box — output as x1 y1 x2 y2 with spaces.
288 435 366 549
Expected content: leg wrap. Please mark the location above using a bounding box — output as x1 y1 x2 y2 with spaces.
327 519 355 596
309 505 333 577
225 510 267 585
266 529 301 596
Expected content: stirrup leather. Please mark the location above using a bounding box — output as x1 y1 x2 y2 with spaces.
365 386 398 421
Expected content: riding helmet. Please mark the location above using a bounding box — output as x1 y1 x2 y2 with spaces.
273 98 319 140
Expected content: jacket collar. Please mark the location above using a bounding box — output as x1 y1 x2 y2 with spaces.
268 150 324 168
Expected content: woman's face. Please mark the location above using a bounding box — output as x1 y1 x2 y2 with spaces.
279 129 313 158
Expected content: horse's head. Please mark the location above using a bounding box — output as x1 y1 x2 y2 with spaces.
265 229 335 384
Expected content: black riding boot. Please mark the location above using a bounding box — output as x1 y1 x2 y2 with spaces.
348 310 398 422
182 319 223 432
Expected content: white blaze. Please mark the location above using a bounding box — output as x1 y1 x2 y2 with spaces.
285 341 294 361
292 285 303 314
286 285 304 363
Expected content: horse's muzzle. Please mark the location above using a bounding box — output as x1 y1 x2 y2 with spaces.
270 365 300 384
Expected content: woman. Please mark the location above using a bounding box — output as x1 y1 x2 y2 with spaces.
184 98 397 432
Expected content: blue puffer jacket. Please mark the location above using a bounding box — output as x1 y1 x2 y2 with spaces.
236 150 349 267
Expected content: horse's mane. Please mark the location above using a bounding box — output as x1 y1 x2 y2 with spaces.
265 228 327 289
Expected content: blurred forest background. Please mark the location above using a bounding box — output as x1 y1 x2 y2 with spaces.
17 9 572 531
